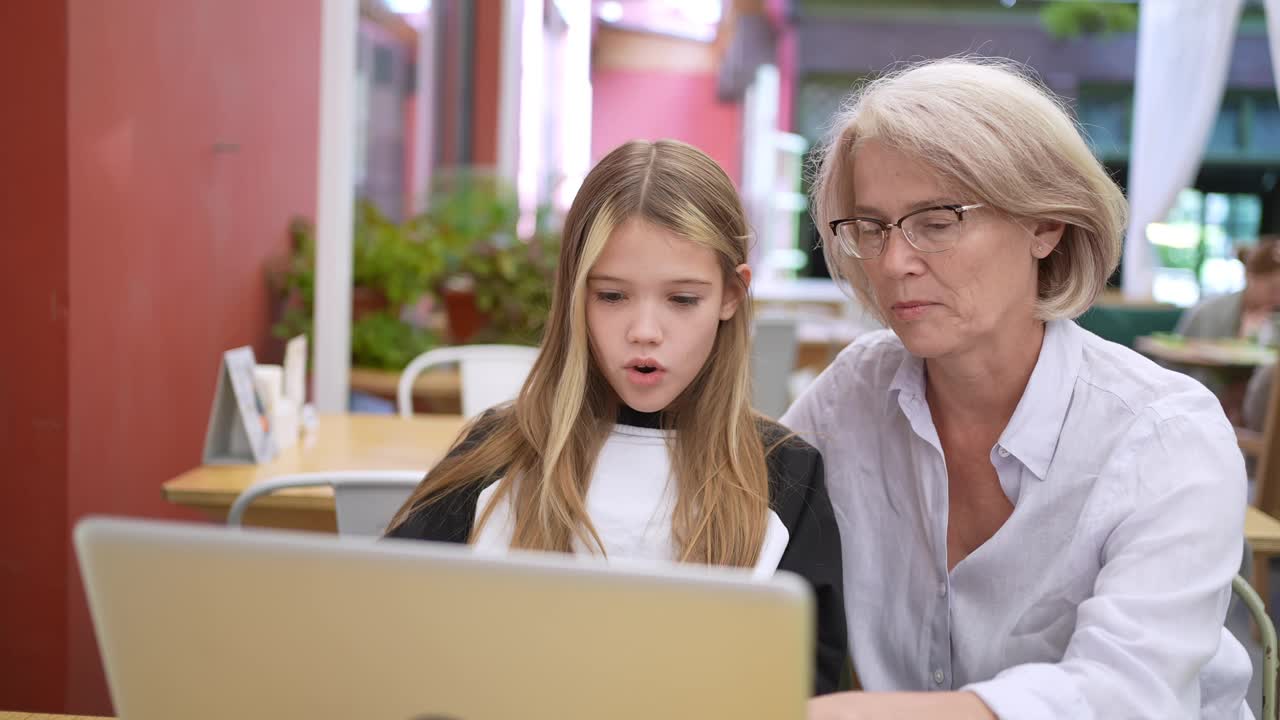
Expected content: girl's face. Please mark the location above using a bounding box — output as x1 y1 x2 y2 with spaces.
585 217 749 414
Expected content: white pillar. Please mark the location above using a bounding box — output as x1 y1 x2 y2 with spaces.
516 0 547 236
556 0 593 213
313 0 358 412
497 0 524 186
407 3 438 214
741 63 780 277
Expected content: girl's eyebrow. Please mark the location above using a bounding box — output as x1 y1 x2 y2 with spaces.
587 274 712 287
586 274 630 284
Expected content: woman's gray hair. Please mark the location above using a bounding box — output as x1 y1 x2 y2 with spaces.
811 56 1127 320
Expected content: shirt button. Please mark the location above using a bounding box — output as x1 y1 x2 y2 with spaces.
997 446 1010 458
933 669 945 685
939 581 948 597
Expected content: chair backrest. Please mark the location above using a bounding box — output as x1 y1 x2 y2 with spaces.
226 471 423 537
751 316 799 419
1075 302 1185 349
1233 575 1277 719
1256 364 1280 519
398 344 540 419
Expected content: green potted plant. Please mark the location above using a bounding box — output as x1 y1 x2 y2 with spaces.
419 171 522 343
410 171 561 345
267 200 443 370
1039 1 1138 39
459 209 559 346
266 174 561 368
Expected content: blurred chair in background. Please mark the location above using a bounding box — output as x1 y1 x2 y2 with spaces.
226 471 422 537
397 344 540 419
752 315 799 419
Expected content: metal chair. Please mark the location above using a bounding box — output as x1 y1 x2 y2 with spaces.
751 316 800 419
1234 574 1277 719
226 471 423 537
397 344 539 419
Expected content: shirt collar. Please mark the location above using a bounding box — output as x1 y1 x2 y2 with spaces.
995 319 1083 480
887 343 926 415
884 319 1084 480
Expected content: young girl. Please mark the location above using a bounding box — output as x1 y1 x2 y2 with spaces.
385 139 847 694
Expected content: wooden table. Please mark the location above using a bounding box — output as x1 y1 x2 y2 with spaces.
1135 335 1277 369
1136 334 1276 427
162 413 467 531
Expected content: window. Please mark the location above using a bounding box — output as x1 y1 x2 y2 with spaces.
1147 189 1263 306
1078 85 1280 165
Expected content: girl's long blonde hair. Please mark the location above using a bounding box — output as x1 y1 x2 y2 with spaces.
386 139 769 567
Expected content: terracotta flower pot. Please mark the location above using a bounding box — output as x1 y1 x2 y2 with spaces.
352 286 389 321
441 276 489 343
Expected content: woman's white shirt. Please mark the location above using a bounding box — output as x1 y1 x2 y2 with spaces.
781 319 1251 719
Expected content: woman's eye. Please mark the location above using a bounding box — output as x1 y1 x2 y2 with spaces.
596 291 625 304
671 295 701 307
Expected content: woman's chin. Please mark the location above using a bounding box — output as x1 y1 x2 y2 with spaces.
893 324 956 359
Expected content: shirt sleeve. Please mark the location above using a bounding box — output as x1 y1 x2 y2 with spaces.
774 448 850 696
383 483 481 543
780 362 836 458
384 410 501 542
963 412 1250 719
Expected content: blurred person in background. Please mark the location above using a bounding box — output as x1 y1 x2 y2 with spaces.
1178 236 1280 344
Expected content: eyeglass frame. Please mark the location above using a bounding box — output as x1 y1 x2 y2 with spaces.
827 203 986 259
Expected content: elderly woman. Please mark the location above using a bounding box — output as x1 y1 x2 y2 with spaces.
785 58 1251 719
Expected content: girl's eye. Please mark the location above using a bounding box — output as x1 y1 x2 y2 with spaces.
596 291 625 304
671 295 701 307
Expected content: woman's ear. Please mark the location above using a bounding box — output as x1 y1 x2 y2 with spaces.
1030 220 1066 259
720 264 752 321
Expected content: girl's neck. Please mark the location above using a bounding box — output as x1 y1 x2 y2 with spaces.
616 404 666 429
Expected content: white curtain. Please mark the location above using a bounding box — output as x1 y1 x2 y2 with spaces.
1267 0 1280 98
1123 0 1245 299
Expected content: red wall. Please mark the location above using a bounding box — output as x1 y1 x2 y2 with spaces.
1 1 322 714
591 69 743 184
0 2 71 712
471 0 503 166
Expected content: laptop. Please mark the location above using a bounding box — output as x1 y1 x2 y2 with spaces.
75 516 812 719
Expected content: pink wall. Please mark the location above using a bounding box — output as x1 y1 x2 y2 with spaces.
591 68 744 184
0 1 321 714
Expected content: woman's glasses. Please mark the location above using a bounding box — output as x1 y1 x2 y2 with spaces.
828 204 985 259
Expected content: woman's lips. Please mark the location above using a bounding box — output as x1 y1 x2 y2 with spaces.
891 301 937 321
